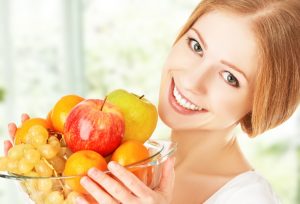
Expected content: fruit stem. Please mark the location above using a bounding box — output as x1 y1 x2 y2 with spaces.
42 157 66 191
101 96 107 111
139 95 144 99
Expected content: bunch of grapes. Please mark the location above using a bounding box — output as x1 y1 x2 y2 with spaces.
0 125 80 204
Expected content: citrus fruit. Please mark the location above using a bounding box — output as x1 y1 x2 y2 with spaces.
14 118 52 145
63 150 107 194
50 94 84 133
111 140 149 166
46 110 53 127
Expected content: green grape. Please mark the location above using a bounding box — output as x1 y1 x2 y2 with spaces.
28 125 49 148
45 191 64 204
48 156 66 174
39 144 59 159
0 156 9 171
24 149 41 165
30 191 46 204
48 136 59 144
7 145 24 160
18 158 35 174
24 171 39 194
58 147 67 158
66 191 80 204
25 171 39 177
24 182 38 194
38 179 53 193
28 125 49 138
35 160 53 177
49 140 61 151
23 143 35 150
7 160 19 174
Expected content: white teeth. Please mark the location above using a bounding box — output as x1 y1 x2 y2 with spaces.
173 86 201 111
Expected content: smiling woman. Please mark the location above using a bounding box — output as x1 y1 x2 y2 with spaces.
0 0 300 204
77 0 299 204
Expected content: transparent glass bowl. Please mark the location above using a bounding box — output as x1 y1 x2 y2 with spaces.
0 140 177 204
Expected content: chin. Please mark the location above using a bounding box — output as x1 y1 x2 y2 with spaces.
158 102 197 130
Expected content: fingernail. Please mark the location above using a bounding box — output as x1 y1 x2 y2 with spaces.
87 167 97 176
108 161 119 170
80 176 89 185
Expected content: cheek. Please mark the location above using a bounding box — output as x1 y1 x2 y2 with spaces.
210 87 252 122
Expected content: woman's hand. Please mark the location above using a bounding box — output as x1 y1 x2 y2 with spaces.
4 113 30 155
76 157 176 204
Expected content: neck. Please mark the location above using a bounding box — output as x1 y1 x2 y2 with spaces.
172 126 250 175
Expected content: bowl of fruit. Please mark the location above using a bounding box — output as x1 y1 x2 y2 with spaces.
0 89 177 204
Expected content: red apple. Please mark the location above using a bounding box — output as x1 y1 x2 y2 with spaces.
64 99 125 156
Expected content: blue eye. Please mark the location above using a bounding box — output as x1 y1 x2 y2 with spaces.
221 71 240 87
187 37 203 54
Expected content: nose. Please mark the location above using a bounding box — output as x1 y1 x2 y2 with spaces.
180 58 214 95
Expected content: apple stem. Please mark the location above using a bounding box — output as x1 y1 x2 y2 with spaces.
139 95 144 99
101 96 107 111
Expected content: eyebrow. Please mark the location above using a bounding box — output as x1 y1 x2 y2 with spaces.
191 27 248 82
220 60 248 82
191 27 207 50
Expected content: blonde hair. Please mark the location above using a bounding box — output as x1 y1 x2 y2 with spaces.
175 0 300 137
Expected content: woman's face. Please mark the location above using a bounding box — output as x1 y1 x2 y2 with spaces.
158 10 259 131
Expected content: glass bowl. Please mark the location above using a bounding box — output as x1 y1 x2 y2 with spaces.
0 140 177 204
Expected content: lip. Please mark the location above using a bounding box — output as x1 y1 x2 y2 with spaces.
168 78 208 115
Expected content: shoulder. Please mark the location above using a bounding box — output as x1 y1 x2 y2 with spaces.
204 171 282 204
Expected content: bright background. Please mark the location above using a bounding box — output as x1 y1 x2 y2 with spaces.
0 0 299 203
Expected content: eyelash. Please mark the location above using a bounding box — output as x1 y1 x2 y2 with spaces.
220 71 240 88
186 37 203 55
186 36 240 88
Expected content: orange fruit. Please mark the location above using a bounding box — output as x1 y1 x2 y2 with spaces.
46 109 53 127
63 150 107 194
50 94 84 133
14 118 52 145
111 140 149 167
111 140 150 181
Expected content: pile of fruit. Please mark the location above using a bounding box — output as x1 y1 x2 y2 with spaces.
0 89 158 204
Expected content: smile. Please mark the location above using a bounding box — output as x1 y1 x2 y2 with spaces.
169 78 207 114
173 86 200 111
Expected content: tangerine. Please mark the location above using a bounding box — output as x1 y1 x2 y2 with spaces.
111 140 149 167
63 150 107 194
46 109 53 127
14 118 52 145
50 94 84 133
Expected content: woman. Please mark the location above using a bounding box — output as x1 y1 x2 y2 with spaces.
5 0 300 203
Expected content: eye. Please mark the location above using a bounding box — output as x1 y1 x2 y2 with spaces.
220 71 240 87
187 37 203 55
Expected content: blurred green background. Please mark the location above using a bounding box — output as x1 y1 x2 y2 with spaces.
0 0 299 203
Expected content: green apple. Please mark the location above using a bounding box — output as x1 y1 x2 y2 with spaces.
106 89 158 143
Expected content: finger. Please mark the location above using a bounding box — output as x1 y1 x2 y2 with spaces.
108 161 149 198
87 167 135 202
155 157 176 196
4 140 13 156
76 196 89 204
8 123 17 140
80 176 118 204
21 113 30 123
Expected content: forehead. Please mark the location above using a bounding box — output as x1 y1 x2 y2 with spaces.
191 10 259 82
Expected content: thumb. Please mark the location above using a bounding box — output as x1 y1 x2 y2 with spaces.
155 157 176 196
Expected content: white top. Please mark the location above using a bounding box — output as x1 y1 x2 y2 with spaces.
204 171 282 204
